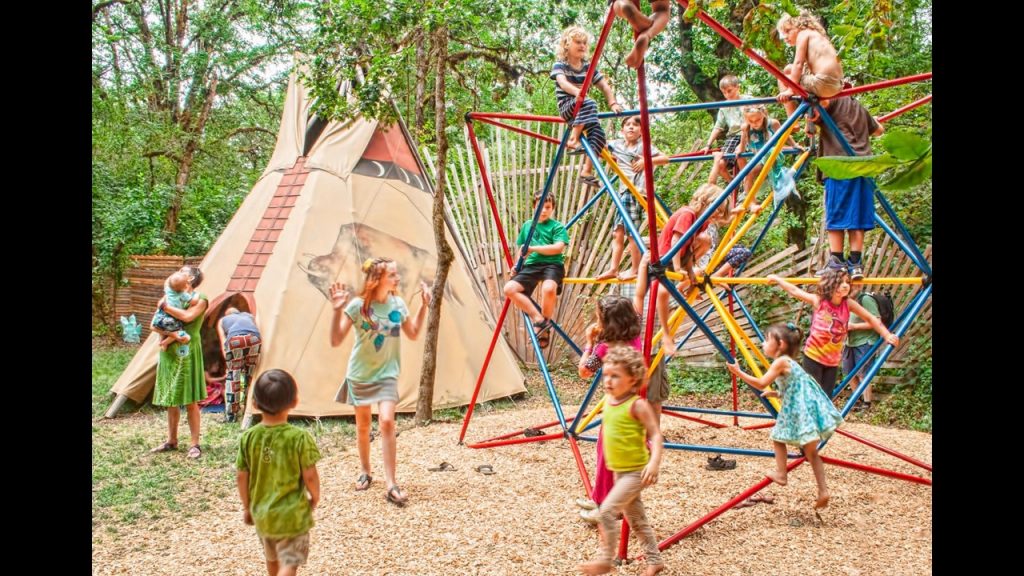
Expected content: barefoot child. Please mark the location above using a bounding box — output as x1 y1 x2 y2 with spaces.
552 25 625 187
776 11 845 117
597 116 669 281
702 75 754 187
151 270 193 351
237 369 321 575
575 295 645 525
578 345 664 576
726 322 842 509
612 0 671 69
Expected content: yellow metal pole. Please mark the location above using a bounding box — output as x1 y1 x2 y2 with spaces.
599 149 669 227
703 286 782 412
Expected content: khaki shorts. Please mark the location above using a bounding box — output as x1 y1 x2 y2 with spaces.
645 358 670 404
259 532 310 566
799 64 843 97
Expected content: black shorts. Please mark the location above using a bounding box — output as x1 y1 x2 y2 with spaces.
511 263 566 296
802 355 839 397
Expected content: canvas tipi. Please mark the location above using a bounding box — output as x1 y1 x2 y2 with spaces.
107 71 525 418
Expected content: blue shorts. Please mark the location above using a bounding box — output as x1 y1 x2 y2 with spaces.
825 176 876 231
841 342 875 379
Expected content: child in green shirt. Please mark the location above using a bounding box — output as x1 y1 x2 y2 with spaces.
237 369 321 575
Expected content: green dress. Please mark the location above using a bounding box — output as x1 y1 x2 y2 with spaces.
153 292 208 407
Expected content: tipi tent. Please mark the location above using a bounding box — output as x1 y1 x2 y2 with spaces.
107 71 525 418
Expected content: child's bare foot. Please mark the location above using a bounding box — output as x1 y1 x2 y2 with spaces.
644 564 666 576
766 470 788 486
625 32 651 68
661 334 677 357
814 490 830 509
616 0 654 31
578 560 613 575
595 269 618 281
617 270 637 281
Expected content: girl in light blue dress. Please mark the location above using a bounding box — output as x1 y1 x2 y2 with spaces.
726 321 844 510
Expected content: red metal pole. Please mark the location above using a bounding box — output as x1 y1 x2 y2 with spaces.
468 111 565 123
659 458 806 551
661 409 728 429
674 1 806 96
458 298 512 443
741 421 775 431
465 120 514 267
820 455 932 486
834 429 932 472
474 117 561 145
568 436 595 501
878 95 932 123
467 431 563 449
570 4 618 118
472 416 578 444
835 72 933 98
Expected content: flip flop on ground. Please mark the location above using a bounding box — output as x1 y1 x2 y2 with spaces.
475 464 496 475
428 461 456 472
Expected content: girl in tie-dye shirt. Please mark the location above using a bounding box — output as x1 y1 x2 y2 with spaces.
764 269 899 397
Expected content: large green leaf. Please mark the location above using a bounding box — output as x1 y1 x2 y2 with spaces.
882 131 931 161
813 154 904 179
880 156 932 190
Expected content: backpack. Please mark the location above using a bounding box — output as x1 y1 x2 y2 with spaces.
856 291 894 328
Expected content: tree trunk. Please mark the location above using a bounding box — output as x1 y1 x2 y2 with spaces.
416 26 454 426
675 6 744 121
163 74 218 237
413 31 429 137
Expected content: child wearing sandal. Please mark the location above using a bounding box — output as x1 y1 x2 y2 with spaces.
329 257 430 506
237 369 321 576
576 295 642 524
151 270 194 352
503 191 570 349
578 345 664 576
726 322 843 510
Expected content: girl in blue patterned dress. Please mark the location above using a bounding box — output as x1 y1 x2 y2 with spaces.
329 257 430 506
726 322 844 509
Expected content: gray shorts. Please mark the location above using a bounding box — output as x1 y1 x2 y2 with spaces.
335 377 399 406
259 532 310 566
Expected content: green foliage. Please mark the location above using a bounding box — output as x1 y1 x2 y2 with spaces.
814 130 932 190
668 363 732 395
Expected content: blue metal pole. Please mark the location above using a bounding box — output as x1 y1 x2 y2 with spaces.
728 288 766 342
660 101 811 267
830 293 917 399
575 435 799 458
520 310 569 432
566 184 610 229
667 149 802 164
595 96 785 120
580 136 649 251
568 370 604 436
834 285 931 422
663 405 774 419
659 280 779 417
